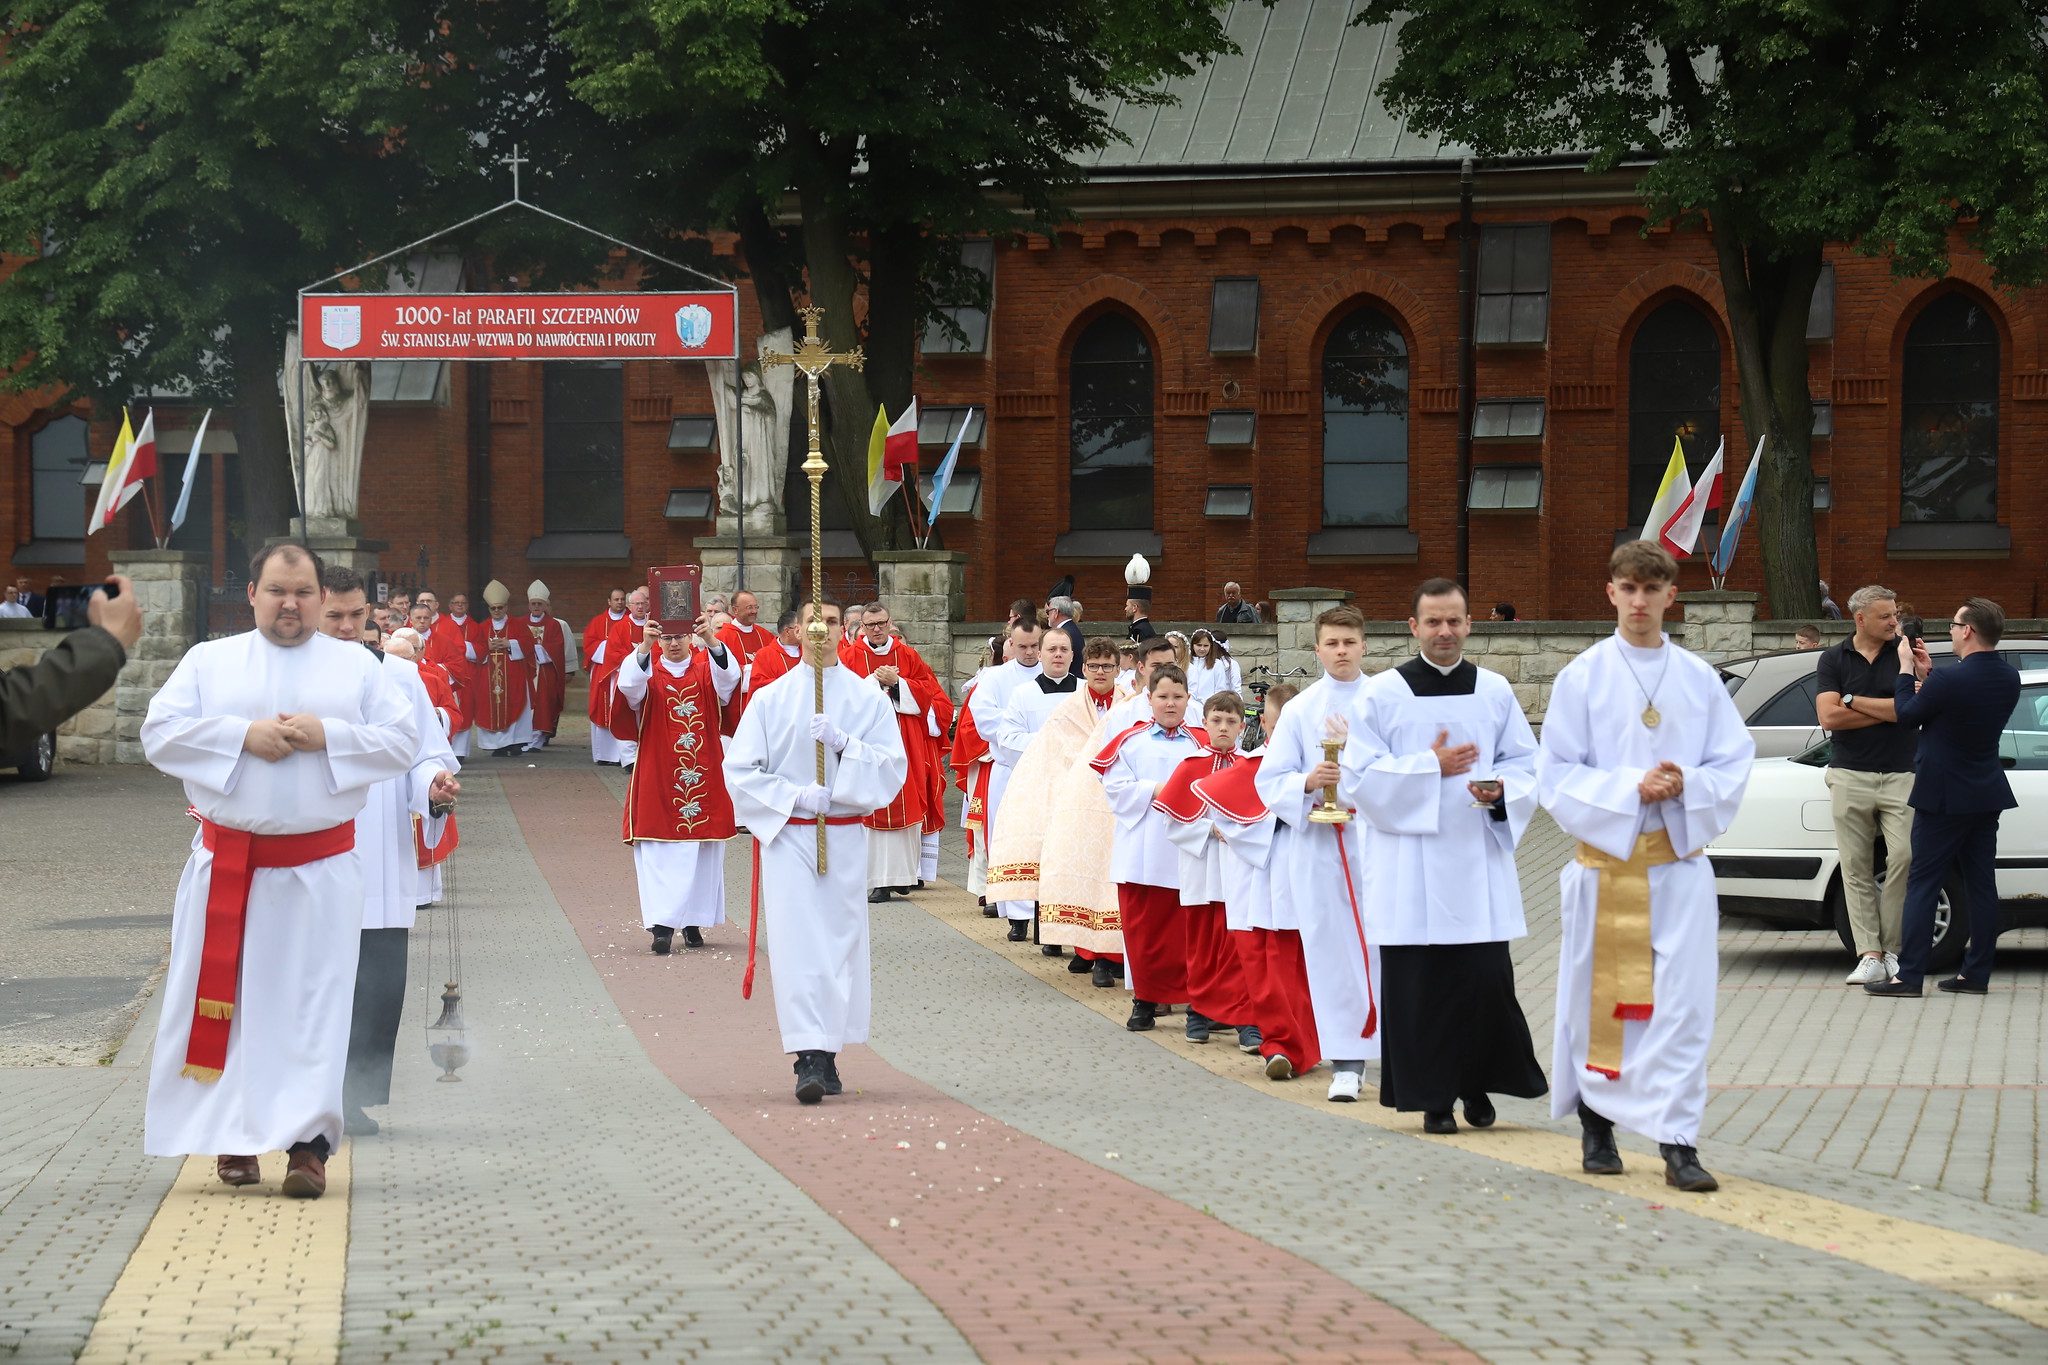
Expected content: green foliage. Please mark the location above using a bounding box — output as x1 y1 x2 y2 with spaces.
1360 0 2048 286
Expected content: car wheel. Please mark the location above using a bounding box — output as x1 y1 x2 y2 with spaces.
1927 871 1968 976
1829 878 1856 955
13 731 55 783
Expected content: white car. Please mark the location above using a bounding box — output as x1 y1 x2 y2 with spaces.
1711 669 2048 974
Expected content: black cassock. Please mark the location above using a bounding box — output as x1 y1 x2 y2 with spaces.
1374 657 1548 1114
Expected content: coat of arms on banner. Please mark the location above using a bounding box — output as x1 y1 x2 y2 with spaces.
673 304 713 350
321 304 362 351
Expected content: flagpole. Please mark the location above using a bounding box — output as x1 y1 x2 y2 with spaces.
900 476 926 550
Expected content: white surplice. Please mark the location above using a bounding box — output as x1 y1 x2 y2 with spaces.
361 652 459 931
619 645 741 930
140 632 418 1157
1537 633 1754 1145
1342 658 1538 946
989 674 1079 919
965 658 1039 893
724 662 907 1054
1253 673 1381 1062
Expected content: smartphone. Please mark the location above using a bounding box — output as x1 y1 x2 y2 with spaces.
41 582 117 631
1902 618 1926 646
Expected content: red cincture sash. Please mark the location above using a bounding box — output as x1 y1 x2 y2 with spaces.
743 816 867 1000
184 818 354 1081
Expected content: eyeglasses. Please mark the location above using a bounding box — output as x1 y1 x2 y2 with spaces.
1951 619 1968 629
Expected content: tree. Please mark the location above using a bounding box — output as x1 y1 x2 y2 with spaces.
0 0 655 548
557 0 1238 555
1360 1 2048 616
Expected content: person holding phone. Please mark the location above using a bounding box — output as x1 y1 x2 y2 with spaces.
0 573 141 755
1341 577 1547 1136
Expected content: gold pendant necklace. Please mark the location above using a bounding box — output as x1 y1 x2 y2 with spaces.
1641 704 1661 728
1618 639 1672 730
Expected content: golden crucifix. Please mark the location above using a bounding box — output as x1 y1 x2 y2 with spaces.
762 306 865 871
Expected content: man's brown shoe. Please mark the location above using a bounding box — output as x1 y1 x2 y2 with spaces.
216 1154 261 1187
281 1149 327 1199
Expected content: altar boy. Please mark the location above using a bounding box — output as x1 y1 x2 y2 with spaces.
1158 691 1258 1050
1537 542 1753 1191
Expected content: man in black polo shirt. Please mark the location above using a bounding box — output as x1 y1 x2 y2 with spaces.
1815 585 1919 985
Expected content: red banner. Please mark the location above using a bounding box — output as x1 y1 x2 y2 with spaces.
298 291 738 361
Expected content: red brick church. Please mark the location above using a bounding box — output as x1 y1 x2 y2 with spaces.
11 4 2046 626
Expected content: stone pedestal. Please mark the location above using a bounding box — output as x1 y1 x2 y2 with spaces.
282 519 387 575
1678 589 1759 662
108 550 209 764
874 550 967 666
697 533 801 626
1268 587 1357 679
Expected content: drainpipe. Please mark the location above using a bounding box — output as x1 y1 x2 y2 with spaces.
1455 157 1476 593
466 362 492 595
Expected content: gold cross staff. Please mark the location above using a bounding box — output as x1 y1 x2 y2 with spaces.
762 306 865 871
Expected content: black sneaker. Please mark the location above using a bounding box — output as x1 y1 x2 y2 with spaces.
1236 1024 1263 1055
1091 959 1116 988
794 1050 830 1105
1126 1000 1158 1032
1661 1143 1718 1192
650 926 674 955
682 926 704 948
1184 1010 1212 1044
824 1053 843 1096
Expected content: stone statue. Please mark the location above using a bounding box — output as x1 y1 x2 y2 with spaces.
709 326 796 534
281 328 371 524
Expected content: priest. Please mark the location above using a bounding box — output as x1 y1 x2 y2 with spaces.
963 620 1042 908
474 580 536 755
140 543 417 1197
409 601 470 754
1342 578 1545 1134
991 638 1124 971
723 598 908 1104
420 591 476 757
1253 606 1381 1102
314 568 460 1138
583 587 639 766
1538 541 1753 1192
989 628 1081 940
716 589 775 729
525 581 568 750
618 612 741 953
837 602 948 902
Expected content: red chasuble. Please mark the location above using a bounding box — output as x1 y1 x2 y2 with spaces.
425 616 477 716
620 651 737 843
481 617 534 732
526 615 568 735
839 635 946 832
715 619 775 731
584 611 639 725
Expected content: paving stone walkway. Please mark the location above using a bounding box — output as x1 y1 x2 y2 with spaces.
0 739 2042 1363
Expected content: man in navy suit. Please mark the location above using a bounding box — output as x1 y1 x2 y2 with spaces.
1866 597 2021 997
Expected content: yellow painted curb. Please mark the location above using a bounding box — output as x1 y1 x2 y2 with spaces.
80 1146 351 1364
914 878 2048 1332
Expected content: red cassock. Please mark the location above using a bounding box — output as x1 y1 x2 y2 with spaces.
950 681 989 851
838 635 947 833
584 612 640 727
921 685 955 835
417 657 468 738
526 614 568 735
749 640 796 693
480 617 535 732
715 619 775 732
620 651 737 843
425 616 477 716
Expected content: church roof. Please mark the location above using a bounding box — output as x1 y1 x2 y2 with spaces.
1082 1 1473 175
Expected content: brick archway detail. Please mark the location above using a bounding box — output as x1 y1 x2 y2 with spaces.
1025 275 1190 391
1585 263 1729 389
1283 270 1442 385
1849 257 2040 373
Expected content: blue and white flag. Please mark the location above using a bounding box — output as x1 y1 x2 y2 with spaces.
925 407 973 537
1711 434 1766 577
167 409 213 536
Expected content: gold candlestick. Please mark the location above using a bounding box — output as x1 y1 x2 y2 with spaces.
763 306 866 871
1307 737 1351 824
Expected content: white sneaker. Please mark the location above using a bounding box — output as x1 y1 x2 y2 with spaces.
1327 1071 1361 1103
1884 953 1900 978
1846 955 1890 985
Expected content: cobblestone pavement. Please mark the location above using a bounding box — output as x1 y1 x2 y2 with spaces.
0 733 2042 1363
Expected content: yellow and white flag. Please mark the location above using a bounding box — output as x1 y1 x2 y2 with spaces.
1638 436 1691 550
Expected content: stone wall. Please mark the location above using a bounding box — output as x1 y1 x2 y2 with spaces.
108 552 207 765
946 623 1279 700
0 623 118 764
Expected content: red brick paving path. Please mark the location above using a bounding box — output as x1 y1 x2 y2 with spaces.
504 768 1480 1364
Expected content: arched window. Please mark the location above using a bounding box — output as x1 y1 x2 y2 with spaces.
1902 293 1999 523
1068 313 1153 530
1628 301 1721 526
30 415 88 541
1321 306 1409 526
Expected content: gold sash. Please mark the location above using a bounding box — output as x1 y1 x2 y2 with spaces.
1573 829 1686 1079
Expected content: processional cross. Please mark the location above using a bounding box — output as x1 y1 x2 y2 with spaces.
762 306 865 870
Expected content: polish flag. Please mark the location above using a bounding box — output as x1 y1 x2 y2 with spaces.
89 409 156 534
1659 438 1725 559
